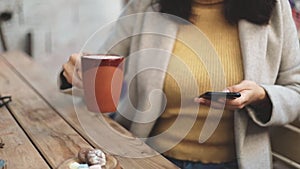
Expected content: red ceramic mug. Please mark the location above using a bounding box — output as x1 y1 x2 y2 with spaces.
81 54 125 113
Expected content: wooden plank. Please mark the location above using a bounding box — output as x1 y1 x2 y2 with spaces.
0 107 50 169
273 152 300 169
0 57 93 168
72 101 178 168
1 51 178 168
291 120 300 128
270 125 300 164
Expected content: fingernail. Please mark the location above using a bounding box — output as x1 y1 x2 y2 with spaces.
222 89 230 92
194 98 205 103
199 98 206 104
194 98 200 102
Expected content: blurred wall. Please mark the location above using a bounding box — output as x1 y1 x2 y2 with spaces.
0 0 123 73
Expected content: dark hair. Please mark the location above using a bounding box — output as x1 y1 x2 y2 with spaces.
155 0 276 25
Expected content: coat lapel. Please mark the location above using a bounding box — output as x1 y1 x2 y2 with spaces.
235 20 271 169
130 11 178 137
235 19 269 143
238 20 269 82
235 19 269 146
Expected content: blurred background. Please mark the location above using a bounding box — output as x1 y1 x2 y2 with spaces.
0 0 127 78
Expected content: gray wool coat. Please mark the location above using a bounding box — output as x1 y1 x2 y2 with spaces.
61 0 300 168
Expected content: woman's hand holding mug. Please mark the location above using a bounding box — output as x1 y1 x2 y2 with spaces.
62 53 83 88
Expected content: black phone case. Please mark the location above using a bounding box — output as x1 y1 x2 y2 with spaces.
199 92 241 100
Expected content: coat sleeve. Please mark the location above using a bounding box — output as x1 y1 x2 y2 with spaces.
248 0 300 126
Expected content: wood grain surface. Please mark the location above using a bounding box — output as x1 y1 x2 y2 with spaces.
0 57 93 168
270 125 300 163
0 107 49 169
0 51 178 168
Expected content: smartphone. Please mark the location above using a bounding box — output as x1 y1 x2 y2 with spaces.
199 92 241 100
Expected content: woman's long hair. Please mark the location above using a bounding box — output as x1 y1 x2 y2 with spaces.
155 0 277 25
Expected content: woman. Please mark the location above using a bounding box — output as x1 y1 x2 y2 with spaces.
59 0 300 168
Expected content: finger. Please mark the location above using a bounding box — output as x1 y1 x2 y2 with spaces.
73 65 82 80
63 63 83 88
222 89 230 92
195 98 227 109
62 63 75 84
225 96 247 110
73 54 83 79
62 71 72 85
227 85 242 93
72 74 83 89
201 99 212 107
194 98 213 108
194 97 206 104
69 53 81 65
227 80 247 92
77 69 83 80
195 97 245 110
65 58 82 80
224 104 245 110
63 67 83 88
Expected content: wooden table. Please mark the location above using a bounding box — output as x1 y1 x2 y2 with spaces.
0 51 178 169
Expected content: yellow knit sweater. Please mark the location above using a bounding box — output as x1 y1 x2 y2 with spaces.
151 0 244 163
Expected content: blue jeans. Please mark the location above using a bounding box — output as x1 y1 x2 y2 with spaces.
166 156 238 169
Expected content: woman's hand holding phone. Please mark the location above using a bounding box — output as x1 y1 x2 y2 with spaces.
194 80 269 110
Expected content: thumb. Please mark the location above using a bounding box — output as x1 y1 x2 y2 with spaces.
227 81 248 92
